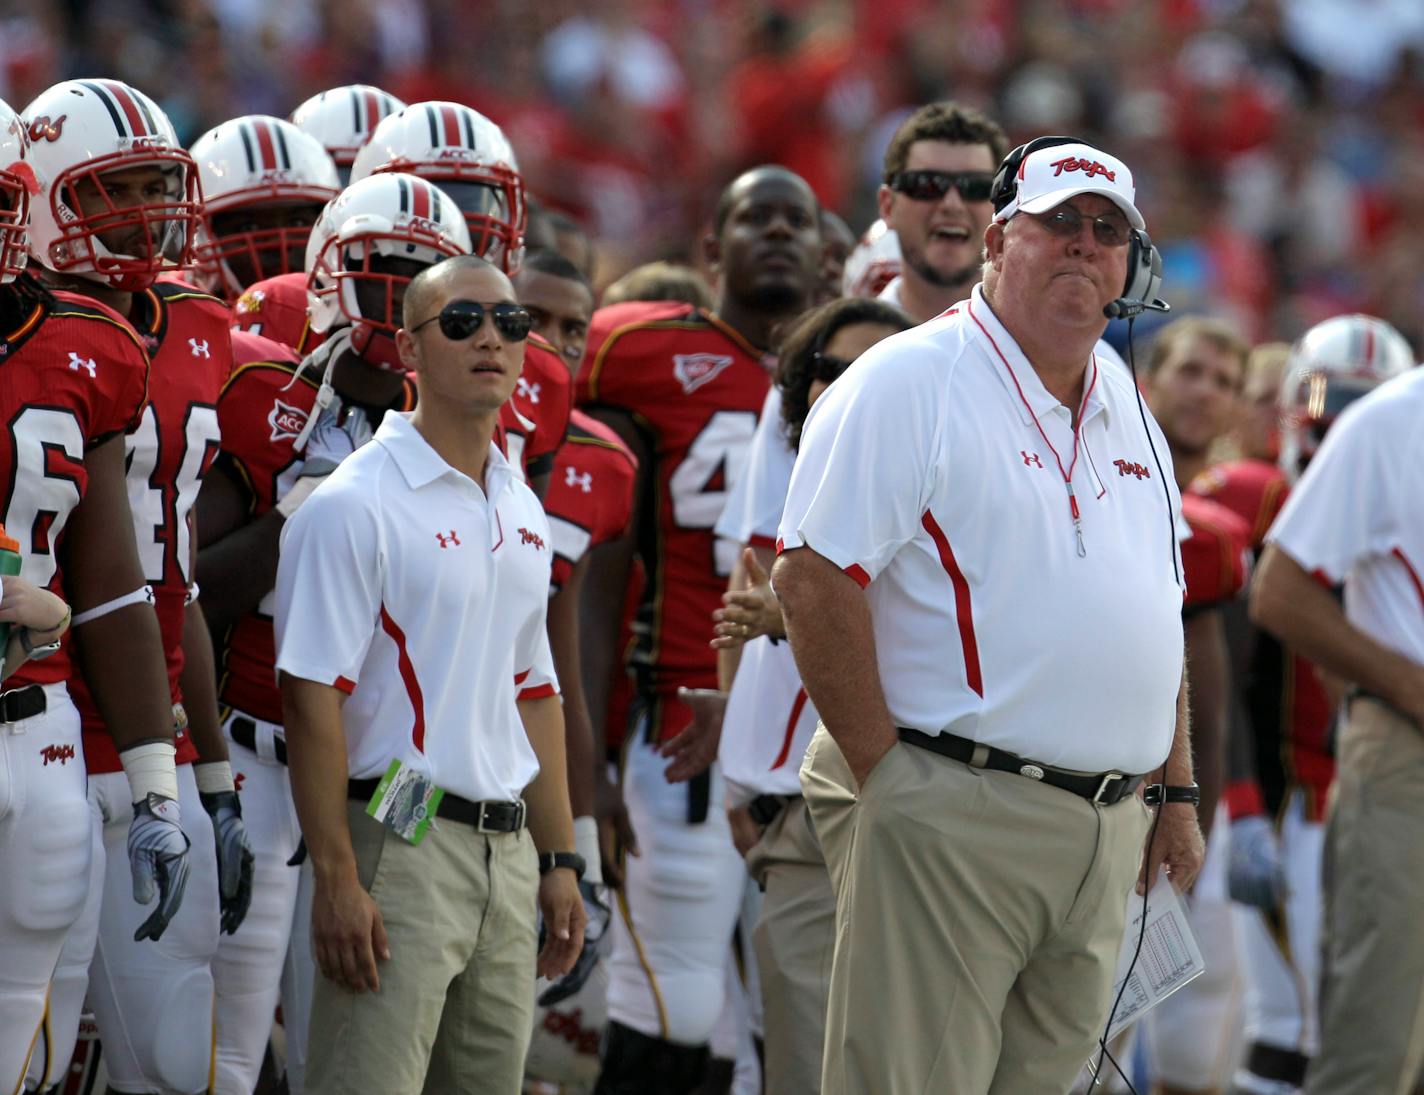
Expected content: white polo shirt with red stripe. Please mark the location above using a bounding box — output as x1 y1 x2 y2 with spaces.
274 412 558 804
1267 367 1424 665
777 284 1185 775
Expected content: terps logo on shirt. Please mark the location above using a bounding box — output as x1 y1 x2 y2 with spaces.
673 353 734 394
1049 157 1117 182
268 398 309 443
1114 459 1151 480
40 743 75 767
518 527 546 550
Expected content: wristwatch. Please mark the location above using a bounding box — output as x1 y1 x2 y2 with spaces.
538 851 587 879
19 626 62 660
1145 782 1201 807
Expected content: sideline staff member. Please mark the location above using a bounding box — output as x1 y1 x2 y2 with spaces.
276 255 586 1094
773 139 1205 1093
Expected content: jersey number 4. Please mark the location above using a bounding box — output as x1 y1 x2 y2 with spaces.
669 410 757 577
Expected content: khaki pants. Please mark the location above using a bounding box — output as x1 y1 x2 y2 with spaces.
305 802 539 1095
801 725 1151 1095
1305 699 1424 1095
746 797 836 1094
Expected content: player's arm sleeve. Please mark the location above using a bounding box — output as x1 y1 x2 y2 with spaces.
273 481 382 691
777 344 940 585
1266 398 1396 582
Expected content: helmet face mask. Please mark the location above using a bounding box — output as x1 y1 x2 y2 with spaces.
0 100 33 283
202 198 327 294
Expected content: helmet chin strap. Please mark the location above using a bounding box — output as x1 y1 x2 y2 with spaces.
286 327 353 454
348 322 408 374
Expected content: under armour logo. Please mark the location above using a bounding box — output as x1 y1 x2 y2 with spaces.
40 743 76 767
435 530 461 549
233 772 246 793
516 377 541 404
189 338 210 358
1021 450 1043 468
518 527 546 550
565 466 592 493
1113 459 1150 480
68 352 96 378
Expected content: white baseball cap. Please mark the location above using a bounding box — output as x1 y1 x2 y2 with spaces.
994 141 1144 230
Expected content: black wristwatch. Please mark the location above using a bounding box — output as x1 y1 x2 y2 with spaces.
538 851 586 879
1145 782 1201 807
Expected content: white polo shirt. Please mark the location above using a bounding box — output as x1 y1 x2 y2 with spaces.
274 412 559 804
1267 367 1424 665
715 385 794 549
778 284 1185 774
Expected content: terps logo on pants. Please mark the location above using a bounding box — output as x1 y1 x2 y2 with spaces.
40 743 75 766
673 353 734 394
268 398 309 442
518 527 546 550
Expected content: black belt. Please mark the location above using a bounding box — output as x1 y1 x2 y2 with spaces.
347 778 527 833
897 727 1145 806
748 793 798 827
229 716 287 765
0 683 46 723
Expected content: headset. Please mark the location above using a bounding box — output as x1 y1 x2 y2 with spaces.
989 135 1169 321
993 137 1179 1092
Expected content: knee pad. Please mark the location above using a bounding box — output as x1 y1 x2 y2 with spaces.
11 798 90 933
104 964 213 1095
594 1021 709 1095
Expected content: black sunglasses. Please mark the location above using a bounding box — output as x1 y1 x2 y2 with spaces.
888 170 995 203
811 350 853 383
1029 206 1133 248
409 299 532 342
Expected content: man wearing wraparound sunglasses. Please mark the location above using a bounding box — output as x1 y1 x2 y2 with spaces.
276 254 586 1094
876 101 1008 323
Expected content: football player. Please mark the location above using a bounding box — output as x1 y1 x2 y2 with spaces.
575 165 821 1092
197 172 470 1095
288 84 405 188
191 115 340 301
350 101 571 496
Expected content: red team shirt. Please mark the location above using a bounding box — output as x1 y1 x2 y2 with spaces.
213 331 416 725
1 289 150 693
498 335 573 486
73 281 232 773
544 410 638 593
231 272 324 357
577 301 773 742
1180 492 1251 614
1193 458 1334 820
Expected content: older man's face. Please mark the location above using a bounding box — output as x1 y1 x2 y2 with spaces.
401 264 526 414
991 195 1131 330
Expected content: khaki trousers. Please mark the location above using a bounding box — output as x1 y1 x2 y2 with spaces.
1305 699 1424 1095
305 803 539 1095
746 797 836 1094
800 725 1151 1095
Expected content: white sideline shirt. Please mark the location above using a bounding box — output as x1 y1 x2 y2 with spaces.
778 285 1185 775
1267 367 1424 665
275 412 558 804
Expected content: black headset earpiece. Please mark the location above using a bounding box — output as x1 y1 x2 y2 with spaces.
1105 228 1169 320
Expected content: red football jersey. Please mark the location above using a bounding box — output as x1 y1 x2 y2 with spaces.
1180 493 1250 612
231 272 323 357
212 336 415 725
1190 461 1333 819
1190 459 1288 552
577 300 774 740
497 335 573 486
0 288 149 691
74 281 232 773
545 410 638 593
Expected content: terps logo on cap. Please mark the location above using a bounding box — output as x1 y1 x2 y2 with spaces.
268 398 309 442
673 353 733 395
1049 157 1117 183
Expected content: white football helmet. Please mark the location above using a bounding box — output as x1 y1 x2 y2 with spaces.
305 172 471 372
22 79 200 290
349 101 525 273
0 98 35 283
842 219 902 298
191 115 340 299
1279 313 1415 481
289 85 405 184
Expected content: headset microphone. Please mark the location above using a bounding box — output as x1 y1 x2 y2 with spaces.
1104 228 1171 320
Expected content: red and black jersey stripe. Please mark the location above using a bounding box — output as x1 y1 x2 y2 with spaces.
80 80 160 139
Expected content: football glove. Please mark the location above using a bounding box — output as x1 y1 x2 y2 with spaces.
1228 814 1288 910
200 789 256 935
128 793 192 942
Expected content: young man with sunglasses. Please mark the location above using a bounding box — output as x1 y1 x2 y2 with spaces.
876 101 1007 323
275 253 584 1093
775 139 1203 1093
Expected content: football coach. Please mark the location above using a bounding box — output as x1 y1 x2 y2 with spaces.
773 137 1205 1092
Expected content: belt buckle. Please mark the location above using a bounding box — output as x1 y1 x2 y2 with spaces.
1092 772 1124 805
475 801 496 834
